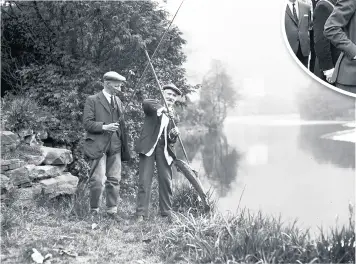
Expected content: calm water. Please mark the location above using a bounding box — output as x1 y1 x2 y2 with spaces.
177 115 355 232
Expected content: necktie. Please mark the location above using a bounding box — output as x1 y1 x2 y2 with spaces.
292 3 299 24
110 95 115 110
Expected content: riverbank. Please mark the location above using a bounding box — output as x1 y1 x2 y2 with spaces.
1 183 354 263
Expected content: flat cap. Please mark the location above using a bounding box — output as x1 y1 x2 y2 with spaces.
162 83 182 95
103 71 126 82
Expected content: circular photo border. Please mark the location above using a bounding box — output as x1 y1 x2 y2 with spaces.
281 0 356 98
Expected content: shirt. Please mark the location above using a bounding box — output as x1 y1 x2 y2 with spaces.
102 89 113 104
145 107 173 165
287 0 299 19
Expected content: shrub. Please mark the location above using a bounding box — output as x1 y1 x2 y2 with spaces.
1 95 50 133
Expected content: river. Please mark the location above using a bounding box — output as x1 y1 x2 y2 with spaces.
177 115 355 233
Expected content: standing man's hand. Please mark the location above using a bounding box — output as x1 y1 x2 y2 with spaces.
162 108 175 120
102 123 120 132
324 68 334 83
169 127 180 138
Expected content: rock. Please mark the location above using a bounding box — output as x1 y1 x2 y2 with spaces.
11 184 42 208
1 159 25 173
4 165 35 186
1 131 20 145
40 173 78 198
41 147 73 165
0 131 20 153
17 128 33 141
37 130 48 140
0 174 13 194
29 165 66 180
25 154 46 166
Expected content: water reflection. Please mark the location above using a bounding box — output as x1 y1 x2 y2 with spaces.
178 129 241 197
298 125 355 169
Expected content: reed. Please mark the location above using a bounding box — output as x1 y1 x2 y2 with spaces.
151 200 355 263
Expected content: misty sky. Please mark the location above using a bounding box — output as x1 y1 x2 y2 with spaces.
158 0 313 100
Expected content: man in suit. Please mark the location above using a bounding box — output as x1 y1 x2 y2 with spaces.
309 0 317 73
135 83 182 222
324 0 356 92
83 71 131 218
285 0 312 68
313 0 340 81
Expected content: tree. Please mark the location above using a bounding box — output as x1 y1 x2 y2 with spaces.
1 1 192 180
199 60 239 128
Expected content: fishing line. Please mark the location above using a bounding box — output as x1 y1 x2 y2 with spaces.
122 0 186 114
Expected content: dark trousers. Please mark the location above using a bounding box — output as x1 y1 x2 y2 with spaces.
296 44 309 68
136 140 173 217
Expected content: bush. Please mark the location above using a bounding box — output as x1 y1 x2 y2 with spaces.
1 95 53 133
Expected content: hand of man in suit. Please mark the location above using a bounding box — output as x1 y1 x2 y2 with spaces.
103 123 120 132
161 108 175 120
169 127 180 139
324 68 334 83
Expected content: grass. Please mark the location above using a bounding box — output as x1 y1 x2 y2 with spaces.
1 181 355 264
1 188 167 264
149 205 355 263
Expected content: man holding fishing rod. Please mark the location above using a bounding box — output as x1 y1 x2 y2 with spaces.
83 71 131 219
135 83 182 222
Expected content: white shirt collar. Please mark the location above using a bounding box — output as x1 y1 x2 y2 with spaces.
288 1 299 17
102 89 112 103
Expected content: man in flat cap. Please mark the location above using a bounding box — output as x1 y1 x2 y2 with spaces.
83 71 131 218
135 83 182 222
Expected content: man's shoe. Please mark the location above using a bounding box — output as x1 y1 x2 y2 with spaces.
161 214 173 224
106 212 121 222
90 209 100 222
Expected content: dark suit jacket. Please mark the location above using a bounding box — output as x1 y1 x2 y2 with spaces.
313 0 340 77
285 1 312 57
309 0 318 73
324 0 356 86
83 91 131 161
135 99 178 158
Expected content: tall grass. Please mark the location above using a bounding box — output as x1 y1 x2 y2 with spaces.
2 177 354 263
151 203 355 263
172 181 215 217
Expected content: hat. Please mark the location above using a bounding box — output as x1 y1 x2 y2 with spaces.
162 83 182 95
103 71 126 82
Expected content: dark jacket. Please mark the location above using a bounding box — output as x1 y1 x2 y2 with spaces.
135 99 178 158
83 91 131 161
313 0 340 78
324 0 356 86
285 1 312 57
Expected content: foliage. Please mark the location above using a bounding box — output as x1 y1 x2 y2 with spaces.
1 1 192 178
151 205 355 263
198 60 239 128
1 94 57 134
172 181 216 217
297 82 355 120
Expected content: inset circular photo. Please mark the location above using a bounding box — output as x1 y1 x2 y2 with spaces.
283 0 356 97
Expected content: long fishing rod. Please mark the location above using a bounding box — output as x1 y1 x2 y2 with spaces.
122 0 185 114
143 49 190 164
